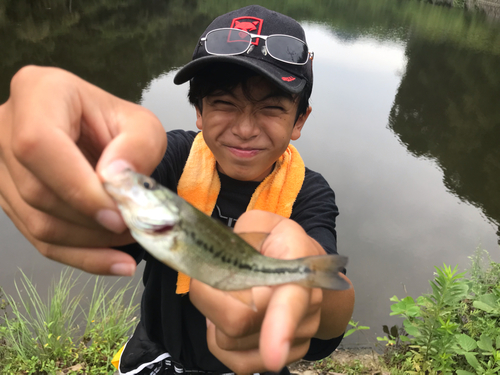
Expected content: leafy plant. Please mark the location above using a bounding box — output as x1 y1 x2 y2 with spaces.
0 269 140 374
344 319 370 338
379 249 500 374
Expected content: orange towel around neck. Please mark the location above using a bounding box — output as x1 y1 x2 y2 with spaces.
175 132 305 294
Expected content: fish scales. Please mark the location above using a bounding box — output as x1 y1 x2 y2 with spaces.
168 198 313 290
103 170 350 291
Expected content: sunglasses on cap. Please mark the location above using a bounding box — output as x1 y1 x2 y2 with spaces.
200 28 314 66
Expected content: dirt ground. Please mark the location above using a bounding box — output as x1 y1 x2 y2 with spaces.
288 347 388 375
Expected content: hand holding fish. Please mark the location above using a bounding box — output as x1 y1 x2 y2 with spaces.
190 211 354 373
0 66 166 275
104 169 354 373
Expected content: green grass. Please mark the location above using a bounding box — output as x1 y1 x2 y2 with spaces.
0 268 140 374
2 247 498 374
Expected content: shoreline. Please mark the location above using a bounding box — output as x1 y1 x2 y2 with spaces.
288 347 386 375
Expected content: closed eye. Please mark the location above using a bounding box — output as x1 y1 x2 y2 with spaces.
261 106 286 115
213 100 235 106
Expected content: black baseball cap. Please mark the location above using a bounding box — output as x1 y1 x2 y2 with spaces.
173 5 313 94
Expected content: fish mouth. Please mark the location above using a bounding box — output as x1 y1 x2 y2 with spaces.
150 223 174 234
133 221 175 235
132 213 176 234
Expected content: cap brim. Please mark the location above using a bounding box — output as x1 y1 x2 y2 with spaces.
173 55 306 94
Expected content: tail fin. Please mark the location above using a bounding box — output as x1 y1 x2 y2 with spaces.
298 254 350 290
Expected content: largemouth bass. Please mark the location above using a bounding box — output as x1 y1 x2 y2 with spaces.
103 169 349 291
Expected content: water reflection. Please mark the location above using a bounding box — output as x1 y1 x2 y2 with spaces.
389 37 500 233
1 0 500 347
0 0 207 103
292 23 499 345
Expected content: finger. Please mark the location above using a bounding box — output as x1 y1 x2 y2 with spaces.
1 208 137 276
211 286 321 351
190 280 264 337
96 106 167 177
234 210 285 235
10 67 166 232
42 245 137 276
215 328 260 351
190 280 273 338
206 319 310 374
0 161 133 247
5 154 102 229
215 326 312 352
0 194 136 276
1 95 100 229
9 67 125 232
259 284 313 372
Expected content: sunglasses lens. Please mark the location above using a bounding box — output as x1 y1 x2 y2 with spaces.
205 29 251 55
266 35 309 64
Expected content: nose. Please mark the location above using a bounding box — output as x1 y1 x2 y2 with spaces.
231 113 260 140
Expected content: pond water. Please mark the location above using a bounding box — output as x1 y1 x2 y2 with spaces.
1 0 500 348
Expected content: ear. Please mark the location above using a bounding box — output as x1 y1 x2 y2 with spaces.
291 106 312 141
195 106 203 130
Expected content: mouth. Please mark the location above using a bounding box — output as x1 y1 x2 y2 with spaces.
226 146 263 158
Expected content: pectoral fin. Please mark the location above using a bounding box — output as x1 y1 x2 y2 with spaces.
225 289 257 312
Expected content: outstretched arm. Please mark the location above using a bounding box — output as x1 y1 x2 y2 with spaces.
189 210 355 373
0 66 167 275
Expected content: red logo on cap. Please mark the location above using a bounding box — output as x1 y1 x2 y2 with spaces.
230 16 263 45
282 76 296 82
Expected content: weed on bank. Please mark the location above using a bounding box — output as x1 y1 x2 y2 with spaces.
0 269 140 374
379 249 500 374
1 249 498 374
299 248 500 374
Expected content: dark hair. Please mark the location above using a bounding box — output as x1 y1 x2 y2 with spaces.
188 63 311 123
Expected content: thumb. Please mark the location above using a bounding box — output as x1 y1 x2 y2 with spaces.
96 105 167 178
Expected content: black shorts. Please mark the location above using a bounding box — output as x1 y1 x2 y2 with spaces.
117 321 290 375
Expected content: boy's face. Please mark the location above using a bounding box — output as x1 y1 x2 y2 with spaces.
195 76 311 182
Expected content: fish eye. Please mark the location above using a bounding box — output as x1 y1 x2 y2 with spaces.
143 179 157 190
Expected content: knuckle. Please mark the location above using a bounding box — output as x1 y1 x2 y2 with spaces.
220 311 254 338
40 243 56 259
62 185 90 213
11 66 40 89
214 332 234 351
310 288 323 309
11 129 38 162
17 179 52 210
78 255 96 274
11 66 62 92
25 214 58 243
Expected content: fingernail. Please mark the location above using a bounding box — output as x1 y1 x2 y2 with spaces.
110 263 135 276
101 159 134 180
96 209 127 233
206 318 213 328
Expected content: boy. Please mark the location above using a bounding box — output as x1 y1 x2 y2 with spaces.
0 5 354 374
